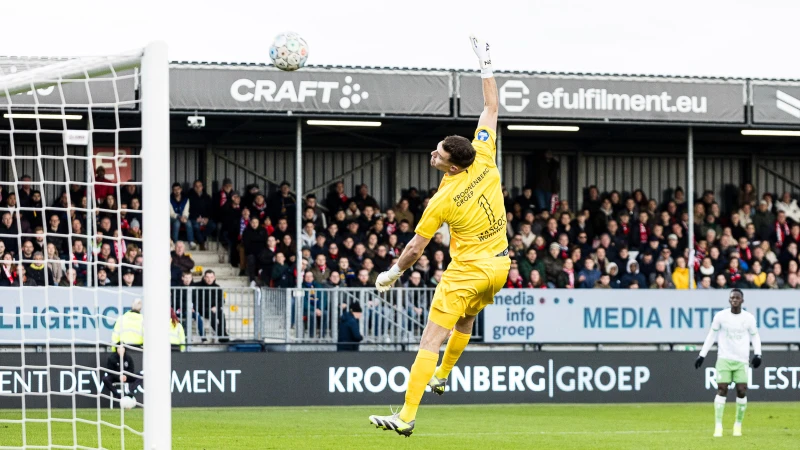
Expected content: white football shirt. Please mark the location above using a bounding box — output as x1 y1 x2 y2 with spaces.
709 308 759 364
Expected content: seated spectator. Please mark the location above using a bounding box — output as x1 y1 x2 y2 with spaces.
301 271 328 336
428 269 444 288
337 301 363 352
518 248 545 283
194 270 228 341
171 241 195 273
776 192 800 224
325 181 348 213
505 268 524 288
169 183 194 249
698 256 716 280
606 262 621 288
104 257 120 285
324 270 345 288
393 198 415 227
27 251 52 286
556 259 576 289
338 258 356 286
70 239 88 285
270 252 292 288
395 220 414 246
750 261 766 288
526 269 545 288
309 233 328 260
279 234 296 263
212 178 234 224
304 194 327 230
650 273 670 289
187 180 217 250
95 267 114 287
542 242 564 286
762 272 780 289
785 272 800 289
348 268 371 290
622 260 647 289
594 273 612 289
519 221 535 249
671 256 694 289
412 255 431 284
311 254 332 284
272 217 290 242
120 267 140 287
773 211 791 250
45 243 64 285
172 271 205 340
577 258 600 288
725 257 743 286
300 221 317 249
267 181 296 224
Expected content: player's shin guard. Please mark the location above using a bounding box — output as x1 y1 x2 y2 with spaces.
735 397 747 424
714 395 726 426
399 349 439 423
434 330 471 380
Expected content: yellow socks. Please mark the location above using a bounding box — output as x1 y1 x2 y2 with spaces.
435 330 471 380
399 349 439 423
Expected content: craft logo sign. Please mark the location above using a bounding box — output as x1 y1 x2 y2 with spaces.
230 75 368 110
170 66 451 115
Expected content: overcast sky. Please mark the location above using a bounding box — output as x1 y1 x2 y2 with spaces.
7 0 800 79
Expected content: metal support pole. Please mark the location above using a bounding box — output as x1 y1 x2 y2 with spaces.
496 124 503 179
295 119 303 289
205 142 214 193
687 127 695 290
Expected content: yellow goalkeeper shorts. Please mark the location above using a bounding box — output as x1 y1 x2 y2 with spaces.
429 256 511 329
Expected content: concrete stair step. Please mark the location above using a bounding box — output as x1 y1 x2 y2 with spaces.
186 251 228 266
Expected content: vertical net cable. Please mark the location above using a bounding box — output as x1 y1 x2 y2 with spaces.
0 51 149 449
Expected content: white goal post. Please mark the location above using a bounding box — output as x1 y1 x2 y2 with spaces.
0 42 171 449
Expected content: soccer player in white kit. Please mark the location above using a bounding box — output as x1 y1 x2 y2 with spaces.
694 288 762 437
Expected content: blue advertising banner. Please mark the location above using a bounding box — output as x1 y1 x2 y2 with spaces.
0 288 142 345
483 289 800 343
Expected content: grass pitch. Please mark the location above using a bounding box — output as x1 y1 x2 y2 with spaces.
1 402 798 449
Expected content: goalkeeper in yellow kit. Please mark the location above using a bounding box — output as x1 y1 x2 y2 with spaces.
368 34 509 437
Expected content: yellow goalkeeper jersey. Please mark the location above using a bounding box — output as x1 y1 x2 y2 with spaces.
415 126 508 262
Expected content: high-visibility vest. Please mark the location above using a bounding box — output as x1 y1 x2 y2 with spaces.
111 311 144 351
169 321 186 352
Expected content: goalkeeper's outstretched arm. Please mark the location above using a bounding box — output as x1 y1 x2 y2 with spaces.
470 34 498 132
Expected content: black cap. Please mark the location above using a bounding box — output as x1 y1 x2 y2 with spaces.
122 267 136 276
222 178 233 186
349 301 363 313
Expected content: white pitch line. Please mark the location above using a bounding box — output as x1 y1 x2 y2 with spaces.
298 429 702 438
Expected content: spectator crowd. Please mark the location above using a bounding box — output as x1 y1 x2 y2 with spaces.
502 182 800 291
6 163 800 345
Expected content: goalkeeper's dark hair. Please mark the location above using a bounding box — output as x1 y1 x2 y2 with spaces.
730 288 744 298
442 135 476 169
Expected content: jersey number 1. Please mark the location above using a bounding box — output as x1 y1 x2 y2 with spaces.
478 194 497 225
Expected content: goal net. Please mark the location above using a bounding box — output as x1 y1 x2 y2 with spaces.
0 43 171 449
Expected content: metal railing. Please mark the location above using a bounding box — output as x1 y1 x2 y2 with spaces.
260 287 483 347
170 286 260 345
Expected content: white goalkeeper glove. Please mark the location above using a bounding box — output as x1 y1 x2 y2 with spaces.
375 264 404 293
469 34 493 78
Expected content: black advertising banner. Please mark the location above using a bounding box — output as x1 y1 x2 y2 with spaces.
170 65 452 115
1 352 798 408
459 73 746 123
751 82 800 125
